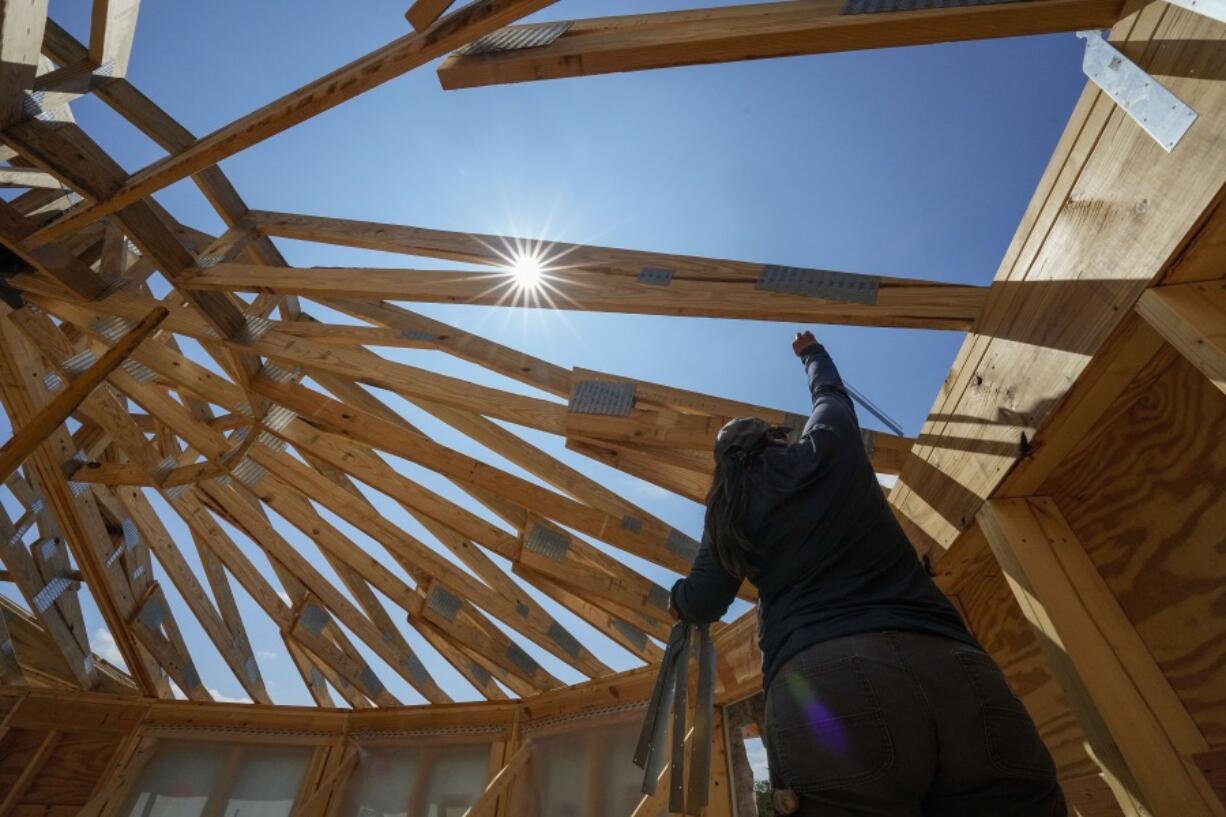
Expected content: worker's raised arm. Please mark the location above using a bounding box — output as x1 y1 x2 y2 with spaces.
793 331 858 438
669 532 741 625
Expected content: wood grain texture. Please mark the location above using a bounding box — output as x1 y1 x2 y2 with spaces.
888 3 1226 560
1044 353 1226 747
957 558 1106 785
436 0 1123 88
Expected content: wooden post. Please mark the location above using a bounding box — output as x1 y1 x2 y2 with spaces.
0 305 167 483
978 497 1223 817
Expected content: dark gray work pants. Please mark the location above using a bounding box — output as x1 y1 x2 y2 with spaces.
765 631 1066 816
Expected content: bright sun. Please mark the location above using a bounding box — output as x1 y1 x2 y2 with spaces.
508 249 545 289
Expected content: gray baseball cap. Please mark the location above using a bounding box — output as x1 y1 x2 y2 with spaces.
713 417 772 461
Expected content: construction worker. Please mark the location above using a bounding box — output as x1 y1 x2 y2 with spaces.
669 331 1064 816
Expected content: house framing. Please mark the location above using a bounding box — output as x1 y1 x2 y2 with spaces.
0 0 1222 814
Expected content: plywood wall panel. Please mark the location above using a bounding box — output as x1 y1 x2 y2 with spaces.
23 732 121 805
958 560 1103 782
1045 353 1226 746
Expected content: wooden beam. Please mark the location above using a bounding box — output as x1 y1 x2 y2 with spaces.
0 316 161 694
406 0 457 31
1136 281 1226 396
978 497 1223 816
40 20 297 312
0 306 166 483
0 119 270 417
191 261 986 331
0 198 109 299
0 0 49 128
0 166 62 188
0 505 98 688
888 3 1226 560
116 486 272 703
21 0 559 247
89 0 140 76
28 297 623 683
437 0 1124 89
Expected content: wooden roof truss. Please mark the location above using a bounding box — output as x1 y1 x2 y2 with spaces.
0 0 1219 765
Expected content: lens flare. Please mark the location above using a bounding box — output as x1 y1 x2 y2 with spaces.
784 672 850 755
508 249 545 289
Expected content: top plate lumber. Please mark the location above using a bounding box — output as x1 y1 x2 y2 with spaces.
887 1 1226 561
435 0 1126 89
20 0 560 249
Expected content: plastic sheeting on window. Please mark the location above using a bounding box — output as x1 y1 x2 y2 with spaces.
341 741 491 817
121 741 314 817
530 717 662 817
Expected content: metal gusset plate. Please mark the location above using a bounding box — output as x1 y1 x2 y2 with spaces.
756 265 879 304
569 379 636 416
456 20 573 56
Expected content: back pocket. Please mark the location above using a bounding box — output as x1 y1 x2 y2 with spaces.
955 650 1056 780
766 655 893 793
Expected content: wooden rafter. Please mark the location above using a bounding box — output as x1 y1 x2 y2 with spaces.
20 0 561 249
186 261 985 330
434 0 1124 89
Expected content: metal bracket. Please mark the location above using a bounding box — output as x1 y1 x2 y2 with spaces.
756 265 879 304
468 660 493 688
300 603 328 635
611 618 649 652
637 266 674 287
524 522 571 562
402 652 431 688
425 585 462 622
359 666 385 695
32 574 75 613
548 622 582 658
647 584 672 612
569 380 636 416
457 21 573 56
119 358 157 384
1077 30 1197 152
665 529 700 563
505 643 539 676
861 428 877 460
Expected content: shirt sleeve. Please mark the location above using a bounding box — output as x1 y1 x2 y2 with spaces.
799 343 859 440
670 532 741 624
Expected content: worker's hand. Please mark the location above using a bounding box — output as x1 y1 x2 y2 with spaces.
792 330 818 357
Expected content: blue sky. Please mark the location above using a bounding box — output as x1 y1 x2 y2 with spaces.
0 0 1087 705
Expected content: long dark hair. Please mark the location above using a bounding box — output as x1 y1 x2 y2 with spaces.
704 445 767 579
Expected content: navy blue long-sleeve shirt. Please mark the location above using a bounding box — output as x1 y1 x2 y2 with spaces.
671 344 976 690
